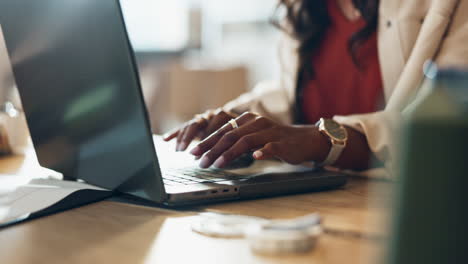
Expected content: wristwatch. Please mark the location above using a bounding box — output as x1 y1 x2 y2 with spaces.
315 118 348 166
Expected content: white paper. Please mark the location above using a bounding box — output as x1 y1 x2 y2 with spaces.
0 176 105 225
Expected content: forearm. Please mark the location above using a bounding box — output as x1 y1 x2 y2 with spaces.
184 111 375 170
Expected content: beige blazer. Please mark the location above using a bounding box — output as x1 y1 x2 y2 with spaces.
223 0 468 178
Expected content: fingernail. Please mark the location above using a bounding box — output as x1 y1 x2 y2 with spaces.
213 156 225 168
179 142 187 151
176 144 181 152
190 146 201 156
194 155 202 160
253 151 263 159
199 156 211 168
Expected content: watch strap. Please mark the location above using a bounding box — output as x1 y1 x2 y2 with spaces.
317 142 345 167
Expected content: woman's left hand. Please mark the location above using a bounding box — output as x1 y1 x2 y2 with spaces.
189 112 331 168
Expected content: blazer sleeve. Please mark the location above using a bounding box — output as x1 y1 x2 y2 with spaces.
333 110 402 179
334 1 468 178
222 80 294 125
222 35 299 125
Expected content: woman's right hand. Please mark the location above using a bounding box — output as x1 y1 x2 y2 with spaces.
163 109 238 152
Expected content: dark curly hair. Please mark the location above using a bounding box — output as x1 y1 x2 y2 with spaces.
272 0 380 123
274 0 380 71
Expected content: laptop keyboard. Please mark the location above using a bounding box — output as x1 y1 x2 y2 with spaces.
162 167 247 186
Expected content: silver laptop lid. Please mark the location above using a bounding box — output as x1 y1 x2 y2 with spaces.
0 0 166 202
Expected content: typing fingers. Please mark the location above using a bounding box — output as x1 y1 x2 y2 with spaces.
199 110 233 139
253 142 303 165
195 116 275 168
212 130 279 168
190 112 260 157
178 118 209 151
176 125 188 151
162 129 179 142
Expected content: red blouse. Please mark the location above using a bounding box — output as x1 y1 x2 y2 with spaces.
301 0 383 124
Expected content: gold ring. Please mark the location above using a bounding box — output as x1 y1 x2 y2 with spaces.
228 119 239 129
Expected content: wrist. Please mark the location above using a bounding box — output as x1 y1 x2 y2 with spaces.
313 127 332 163
314 118 349 166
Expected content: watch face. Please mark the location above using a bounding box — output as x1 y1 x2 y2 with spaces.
323 119 347 141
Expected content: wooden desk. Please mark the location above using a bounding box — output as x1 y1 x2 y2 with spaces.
0 151 393 264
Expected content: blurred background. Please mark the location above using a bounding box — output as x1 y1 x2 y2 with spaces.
119 0 281 134
0 0 281 153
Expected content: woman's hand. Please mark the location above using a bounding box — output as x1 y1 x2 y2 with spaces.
163 109 238 152
189 112 331 169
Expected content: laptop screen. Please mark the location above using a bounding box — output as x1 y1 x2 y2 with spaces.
0 0 165 202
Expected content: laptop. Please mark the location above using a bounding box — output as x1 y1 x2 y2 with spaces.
0 0 346 206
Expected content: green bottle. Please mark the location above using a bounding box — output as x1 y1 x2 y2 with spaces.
387 67 468 264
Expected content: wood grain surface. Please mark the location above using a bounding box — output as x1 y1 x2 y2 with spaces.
0 150 393 264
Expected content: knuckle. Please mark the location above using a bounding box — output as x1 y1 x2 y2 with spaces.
194 117 207 126
199 110 214 120
187 121 198 129
182 131 196 141
222 132 238 144
246 112 257 119
205 152 216 161
240 111 256 119
238 136 253 148
205 109 215 116
214 111 232 122
254 116 269 126
266 142 279 152
211 129 226 140
215 109 227 116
